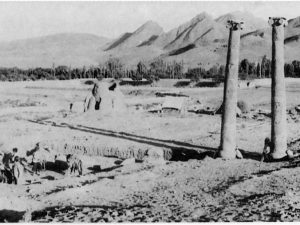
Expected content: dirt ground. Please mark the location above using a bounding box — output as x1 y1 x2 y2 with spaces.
1 78 300 222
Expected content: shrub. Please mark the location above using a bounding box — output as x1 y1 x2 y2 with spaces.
84 80 95 85
119 80 152 86
195 81 221 88
174 80 191 87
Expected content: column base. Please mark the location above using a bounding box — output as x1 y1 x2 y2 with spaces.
271 151 287 160
219 149 237 159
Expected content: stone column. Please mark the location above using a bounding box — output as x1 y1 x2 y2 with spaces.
269 17 287 159
220 20 243 159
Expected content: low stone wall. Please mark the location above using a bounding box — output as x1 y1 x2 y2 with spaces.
42 140 173 161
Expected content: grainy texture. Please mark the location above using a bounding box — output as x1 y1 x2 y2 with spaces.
0 79 300 222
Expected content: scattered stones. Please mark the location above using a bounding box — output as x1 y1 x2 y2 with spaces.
111 211 118 217
147 147 165 159
237 100 250 114
143 157 166 165
125 210 134 217
121 158 136 165
203 187 209 192
191 207 207 220
236 107 242 117
143 147 168 165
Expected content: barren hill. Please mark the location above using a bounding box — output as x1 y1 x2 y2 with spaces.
161 12 300 68
152 12 226 51
165 12 226 50
105 20 164 51
0 33 111 68
215 11 268 33
108 11 275 69
286 16 300 38
2 12 300 69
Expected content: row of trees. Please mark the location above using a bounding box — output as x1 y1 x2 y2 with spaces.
185 55 273 81
284 60 300 77
0 55 298 82
103 58 185 81
0 58 185 82
238 55 272 80
238 56 300 79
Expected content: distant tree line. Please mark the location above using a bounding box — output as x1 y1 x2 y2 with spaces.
284 60 300 77
178 55 273 82
0 58 185 82
0 55 299 82
238 55 271 80
185 65 225 82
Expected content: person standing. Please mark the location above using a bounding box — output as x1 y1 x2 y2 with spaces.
2 147 19 184
261 138 273 162
13 156 23 185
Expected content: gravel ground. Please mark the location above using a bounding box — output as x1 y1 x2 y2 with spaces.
1 80 300 222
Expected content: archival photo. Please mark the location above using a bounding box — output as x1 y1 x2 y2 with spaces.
1 0 300 222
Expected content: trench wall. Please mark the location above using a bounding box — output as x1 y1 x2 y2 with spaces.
42 140 173 161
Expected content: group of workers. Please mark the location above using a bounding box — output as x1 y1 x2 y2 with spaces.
0 148 23 184
0 143 43 185
0 142 83 185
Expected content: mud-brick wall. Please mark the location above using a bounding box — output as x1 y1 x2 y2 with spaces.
43 140 173 161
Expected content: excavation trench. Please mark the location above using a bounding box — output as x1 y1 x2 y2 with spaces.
26 119 212 162
42 140 171 160
41 139 207 162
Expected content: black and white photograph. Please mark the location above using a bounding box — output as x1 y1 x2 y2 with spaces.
1 0 300 222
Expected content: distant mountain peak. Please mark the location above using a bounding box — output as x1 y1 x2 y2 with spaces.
0 33 112 68
142 20 160 27
105 20 163 51
192 11 210 19
189 12 212 25
285 16 300 42
134 20 164 35
158 11 222 50
216 11 253 23
2 11 300 70
215 11 267 32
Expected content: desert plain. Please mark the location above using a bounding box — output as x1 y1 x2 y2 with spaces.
1 78 300 222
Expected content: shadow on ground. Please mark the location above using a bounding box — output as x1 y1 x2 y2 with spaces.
87 165 122 174
239 149 262 161
0 210 26 222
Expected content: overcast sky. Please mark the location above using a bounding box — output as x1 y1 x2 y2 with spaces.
0 1 299 42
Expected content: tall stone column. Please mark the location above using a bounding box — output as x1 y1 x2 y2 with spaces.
220 20 243 159
269 17 288 159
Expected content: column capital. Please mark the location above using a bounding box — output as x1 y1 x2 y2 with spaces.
268 17 287 27
226 20 244 30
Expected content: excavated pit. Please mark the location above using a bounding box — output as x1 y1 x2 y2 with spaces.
42 140 173 161
40 139 206 162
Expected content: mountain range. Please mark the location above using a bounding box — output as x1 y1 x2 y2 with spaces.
1 11 300 69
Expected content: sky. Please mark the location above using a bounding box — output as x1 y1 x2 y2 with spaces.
0 1 299 42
